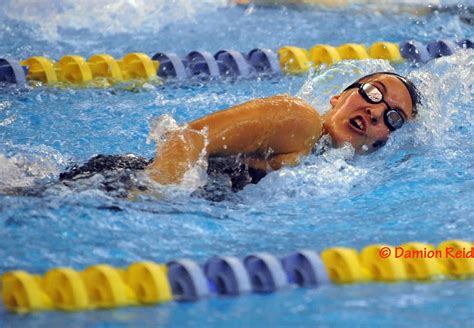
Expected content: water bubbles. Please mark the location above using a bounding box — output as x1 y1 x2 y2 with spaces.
409 50 474 150
0 144 69 192
297 59 394 114
239 141 361 202
0 100 12 110
146 114 180 145
1 0 229 41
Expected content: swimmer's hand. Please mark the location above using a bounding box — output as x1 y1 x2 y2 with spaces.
146 94 322 184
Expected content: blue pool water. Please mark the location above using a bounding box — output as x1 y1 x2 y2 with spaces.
1 1 474 327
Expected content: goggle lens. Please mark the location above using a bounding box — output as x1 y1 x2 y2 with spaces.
385 110 404 130
358 83 405 131
361 83 383 103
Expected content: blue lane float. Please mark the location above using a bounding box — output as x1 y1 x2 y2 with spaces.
167 259 210 301
247 48 281 75
214 50 252 77
281 250 330 287
426 39 457 58
0 58 27 85
185 51 221 77
458 38 473 49
152 52 188 79
204 256 251 296
168 252 330 299
244 252 288 293
399 40 432 63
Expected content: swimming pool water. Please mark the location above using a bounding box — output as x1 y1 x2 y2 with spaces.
1 1 473 327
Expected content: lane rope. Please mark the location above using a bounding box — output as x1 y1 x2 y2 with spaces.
1 239 472 313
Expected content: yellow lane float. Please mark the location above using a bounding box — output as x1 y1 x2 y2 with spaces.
88 54 124 81
278 46 311 74
360 245 407 282
20 56 59 83
309 44 341 66
320 247 369 283
57 56 93 83
369 42 403 62
118 53 160 80
398 242 444 280
2 271 53 313
337 43 369 60
437 240 474 277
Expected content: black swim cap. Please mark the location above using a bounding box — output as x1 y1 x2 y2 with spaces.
346 71 421 117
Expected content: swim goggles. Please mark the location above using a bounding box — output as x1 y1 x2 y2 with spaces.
344 82 405 131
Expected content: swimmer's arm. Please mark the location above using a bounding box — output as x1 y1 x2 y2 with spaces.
147 94 322 184
146 129 206 185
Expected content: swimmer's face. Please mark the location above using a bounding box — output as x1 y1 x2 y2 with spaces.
323 74 414 153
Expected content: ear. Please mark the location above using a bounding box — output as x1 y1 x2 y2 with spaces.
330 94 340 107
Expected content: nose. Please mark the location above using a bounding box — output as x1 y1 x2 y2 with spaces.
366 106 385 125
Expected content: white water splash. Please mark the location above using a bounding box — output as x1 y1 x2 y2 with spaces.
297 59 395 115
0 145 68 191
408 50 474 149
146 114 180 145
2 0 228 40
240 139 363 201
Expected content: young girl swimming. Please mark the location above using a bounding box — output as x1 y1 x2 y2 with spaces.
56 71 419 200
145 71 419 186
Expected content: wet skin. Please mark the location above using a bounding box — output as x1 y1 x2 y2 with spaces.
147 73 415 184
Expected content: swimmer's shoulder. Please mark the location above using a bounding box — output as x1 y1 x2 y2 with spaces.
258 94 323 154
263 93 322 130
190 93 321 130
261 94 321 118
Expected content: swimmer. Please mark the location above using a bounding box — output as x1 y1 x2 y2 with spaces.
145 71 420 187
52 71 420 201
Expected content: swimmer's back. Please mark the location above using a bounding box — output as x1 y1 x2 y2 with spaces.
56 154 265 201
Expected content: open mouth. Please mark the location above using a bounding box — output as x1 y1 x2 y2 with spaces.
349 115 366 134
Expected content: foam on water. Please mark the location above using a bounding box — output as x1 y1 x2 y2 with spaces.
297 59 396 114
1 0 228 40
411 49 474 149
0 143 68 192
